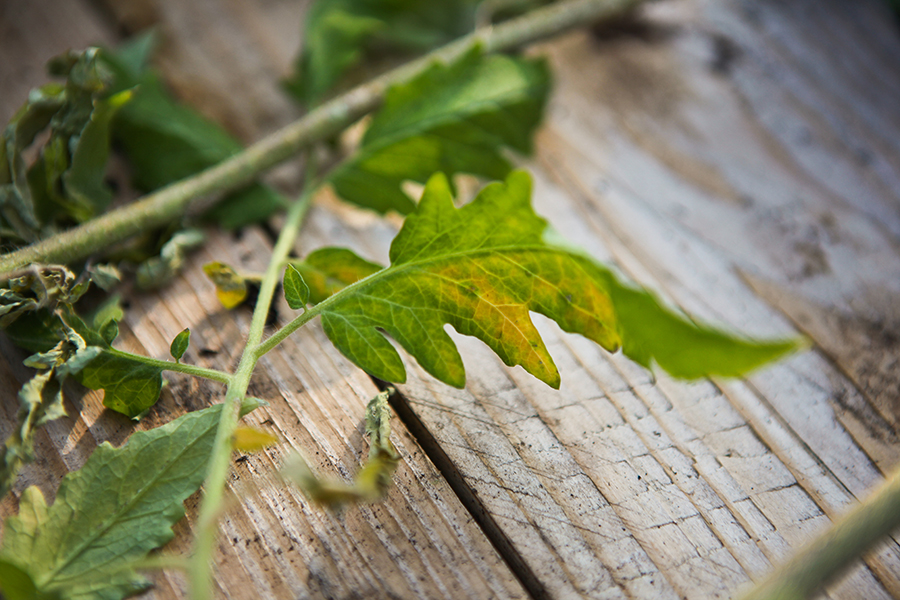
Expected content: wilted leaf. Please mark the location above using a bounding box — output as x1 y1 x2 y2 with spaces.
306 171 800 388
0 325 100 497
283 265 310 310
288 248 381 304
170 328 191 361
327 47 550 214
1 48 124 244
0 398 264 600
282 388 398 507
286 0 478 105
203 262 248 309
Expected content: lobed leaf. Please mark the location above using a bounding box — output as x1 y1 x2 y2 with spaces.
303 171 800 388
0 398 264 600
327 48 550 214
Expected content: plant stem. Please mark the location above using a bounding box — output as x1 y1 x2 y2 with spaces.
105 348 230 384
737 464 900 600
0 0 643 278
188 179 316 600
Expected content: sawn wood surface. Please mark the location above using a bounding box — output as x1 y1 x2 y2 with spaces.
1 0 899 598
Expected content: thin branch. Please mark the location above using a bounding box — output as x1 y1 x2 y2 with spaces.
737 464 900 600
187 168 317 600
0 0 643 278
104 348 231 384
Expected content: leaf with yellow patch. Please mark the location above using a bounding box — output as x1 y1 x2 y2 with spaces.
203 262 248 309
300 171 800 388
232 426 278 452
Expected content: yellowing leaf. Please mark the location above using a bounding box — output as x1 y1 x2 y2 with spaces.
288 248 381 305
301 171 800 388
203 262 248 309
232 426 278 452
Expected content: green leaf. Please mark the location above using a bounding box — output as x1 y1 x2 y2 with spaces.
308 171 800 388
283 265 310 310
76 351 163 419
100 45 286 228
286 0 478 105
327 48 550 214
201 183 287 230
170 328 191 361
1 48 122 243
60 89 132 220
0 558 62 600
288 248 382 304
0 399 262 600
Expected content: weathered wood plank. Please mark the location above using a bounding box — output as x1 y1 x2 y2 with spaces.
4 0 900 599
0 1 528 598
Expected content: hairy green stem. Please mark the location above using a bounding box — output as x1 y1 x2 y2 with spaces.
104 348 230 384
737 465 900 600
0 0 642 277
188 182 315 600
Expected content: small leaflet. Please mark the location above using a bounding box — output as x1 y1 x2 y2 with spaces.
283 264 310 310
170 328 191 362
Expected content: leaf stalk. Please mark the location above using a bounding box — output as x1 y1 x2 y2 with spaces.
738 464 900 600
187 175 316 600
104 348 231 384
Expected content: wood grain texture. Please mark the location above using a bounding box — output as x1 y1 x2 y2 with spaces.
3 0 900 598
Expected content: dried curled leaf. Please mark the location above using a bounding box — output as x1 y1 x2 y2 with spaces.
282 388 399 508
298 171 800 388
0 48 125 245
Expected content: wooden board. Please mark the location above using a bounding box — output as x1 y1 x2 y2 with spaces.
2 0 900 599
